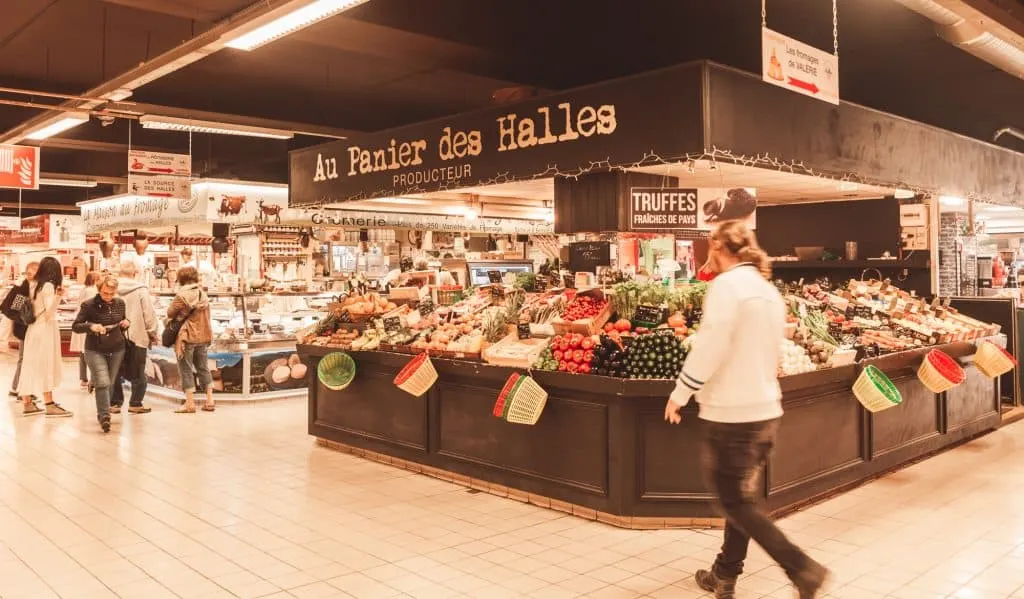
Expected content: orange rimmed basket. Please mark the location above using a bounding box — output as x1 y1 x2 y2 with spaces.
974 341 1017 378
917 349 966 393
853 365 902 413
393 352 438 397
502 374 549 425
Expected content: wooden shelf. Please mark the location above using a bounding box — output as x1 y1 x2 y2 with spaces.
771 260 930 270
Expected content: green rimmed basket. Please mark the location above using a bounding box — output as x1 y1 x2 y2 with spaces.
317 352 356 391
853 365 902 413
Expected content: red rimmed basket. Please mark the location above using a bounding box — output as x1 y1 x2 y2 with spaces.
974 341 1017 378
916 349 965 393
393 352 438 397
503 375 548 425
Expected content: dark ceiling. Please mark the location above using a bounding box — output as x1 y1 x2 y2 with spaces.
1 0 1023 213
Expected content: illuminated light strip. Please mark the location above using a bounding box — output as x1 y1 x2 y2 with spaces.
25 113 89 140
139 115 294 140
224 0 371 51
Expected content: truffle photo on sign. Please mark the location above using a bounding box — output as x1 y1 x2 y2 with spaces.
700 187 758 226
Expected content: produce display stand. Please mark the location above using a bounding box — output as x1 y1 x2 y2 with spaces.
298 338 1001 527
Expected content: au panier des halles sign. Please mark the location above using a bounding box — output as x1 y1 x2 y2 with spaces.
289 64 706 205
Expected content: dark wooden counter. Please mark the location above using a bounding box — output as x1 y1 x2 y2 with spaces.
300 341 1001 525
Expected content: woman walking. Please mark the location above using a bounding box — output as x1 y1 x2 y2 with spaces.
664 221 828 599
70 272 100 390
167 266 215 413
18 257 72 417
72 276 129 433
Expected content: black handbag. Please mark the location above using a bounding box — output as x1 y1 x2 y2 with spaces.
1 285 35 327
161 307 193 348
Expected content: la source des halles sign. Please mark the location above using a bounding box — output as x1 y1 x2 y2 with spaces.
289 64 707 204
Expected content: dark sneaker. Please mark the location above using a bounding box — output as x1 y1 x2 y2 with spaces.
127 406 152 414
100 415 111 433
45 403 73 418
22 403 44 417
793 561 830 599
110 405 122 414
696 569 736 599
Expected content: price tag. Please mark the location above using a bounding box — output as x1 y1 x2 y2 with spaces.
562 273 575 289
828 322 842 338
516 322 531 340
656 328 677 336
845 305 856 319
487 270 502 284
418 298 435 317
863 344 879 359
855 305 873 319
633 304 666 325
383 316 402 332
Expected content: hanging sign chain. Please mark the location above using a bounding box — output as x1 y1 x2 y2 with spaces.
762 0 767 28
833 0 839 56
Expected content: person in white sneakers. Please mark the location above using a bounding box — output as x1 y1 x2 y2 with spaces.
664 220 829 599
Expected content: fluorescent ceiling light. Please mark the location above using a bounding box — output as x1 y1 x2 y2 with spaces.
981 205 1021 212
39 177 98 188
939 195 965 206
25 113 89 140
894 189 915 199
225 0 370 51
139 115 294 140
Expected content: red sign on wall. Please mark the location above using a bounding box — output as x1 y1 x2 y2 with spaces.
0 144 40 190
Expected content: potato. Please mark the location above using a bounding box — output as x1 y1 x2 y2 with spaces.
290 364 307 379
272 366 291 384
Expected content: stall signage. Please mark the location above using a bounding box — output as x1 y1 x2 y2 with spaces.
192 180 288 224
0 215 46 244
516 322 531 340
0 144 40 190
48 214 86 250
283 207 554 235
289 63 705 203
79 194 204 232
633 304 666 325
0 216 19 230
762 28 839 105
628 187 757 231
487 270 503 284
128 174 190 199
128 150 191 176
383 316 402 332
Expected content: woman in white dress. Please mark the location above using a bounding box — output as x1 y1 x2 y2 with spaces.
69 272 99 390
18 257 72 417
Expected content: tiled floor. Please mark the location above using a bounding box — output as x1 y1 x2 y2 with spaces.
2 354 1024 599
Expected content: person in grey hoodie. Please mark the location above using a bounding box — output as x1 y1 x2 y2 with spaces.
111 261 157 414
167 266 215 413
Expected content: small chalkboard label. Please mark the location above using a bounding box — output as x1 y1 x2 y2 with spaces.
418 298 435 317
487 270 502 284
383 316 402 332
562 273 575 289
516 322 531 339
855 305 873 319
568 241 611 273
656 327 676 336
863 344 879 359
828 322 842 338
633 304 666 325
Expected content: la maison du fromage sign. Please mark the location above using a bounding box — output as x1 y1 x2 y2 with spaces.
289 64 706 205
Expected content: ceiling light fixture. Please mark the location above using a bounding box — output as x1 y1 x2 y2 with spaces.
939 195 965 206
25 112 89 140
838 181 859 191
139 115 294 139
464 207 479 222
224 0 370 51
893 189 915 199
39 177 98 188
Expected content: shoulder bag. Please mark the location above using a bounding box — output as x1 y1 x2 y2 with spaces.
162 304 193 348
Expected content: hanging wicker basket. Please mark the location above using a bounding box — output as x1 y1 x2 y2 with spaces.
853 365 902 413
317 352 356 391
393 352 438 397
916 349 966 393
493 372 522 418
502 373 549 425
974 341 1016 378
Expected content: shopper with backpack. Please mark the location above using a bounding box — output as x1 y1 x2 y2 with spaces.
1 261 38 402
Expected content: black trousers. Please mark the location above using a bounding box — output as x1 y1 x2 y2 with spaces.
700 418 812 580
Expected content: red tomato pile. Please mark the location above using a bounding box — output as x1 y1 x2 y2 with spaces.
551 333 596 374
562 296 607 321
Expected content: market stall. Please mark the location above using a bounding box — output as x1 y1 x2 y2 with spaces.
289 60 1021 526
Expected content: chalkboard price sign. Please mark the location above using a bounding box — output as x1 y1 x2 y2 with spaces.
516 322 531 340
562 273 575 289
855 305 873 319
568 241 611 273
383 316 402 332
633 304 666 325
487 270 502 284
418 298 435 317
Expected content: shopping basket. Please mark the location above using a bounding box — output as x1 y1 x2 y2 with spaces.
393 352 438 397
317 352 356 391
853 365 902 413
916 349 965 393
973 341 1016 378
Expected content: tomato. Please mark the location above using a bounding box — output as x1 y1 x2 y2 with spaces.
579 363 591 374
569 336 582 349
604 322 616 333
583 350 594 364
558 361 568 372
615 319 631 332
573 349 584 363
581 338 594 350
567 362 579 374
558 341 569 352
553 350 564 361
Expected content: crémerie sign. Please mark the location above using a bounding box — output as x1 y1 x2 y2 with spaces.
289 64 705 205
628 187 757 231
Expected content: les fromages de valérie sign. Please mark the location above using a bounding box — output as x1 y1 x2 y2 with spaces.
288 64 707 205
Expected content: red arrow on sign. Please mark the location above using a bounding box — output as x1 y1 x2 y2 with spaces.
788 77 819 94
147 168 174 173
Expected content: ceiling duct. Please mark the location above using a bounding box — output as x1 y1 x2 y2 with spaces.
893 0 1024 79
